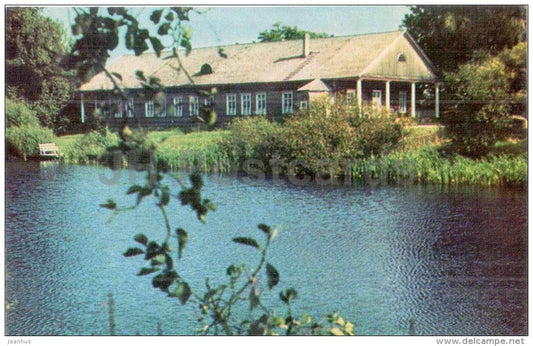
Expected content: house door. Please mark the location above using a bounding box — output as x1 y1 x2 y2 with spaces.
372 89 382 108
399 91 407 113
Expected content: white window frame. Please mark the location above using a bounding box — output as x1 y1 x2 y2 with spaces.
256 92 267 115
113 100 123 118
399 91 408 113
226 94 237 116
145 100 155 118
189 96 199 117
241 93 252 116
173 96 183 117
127 97 135 118
282 91 293 114
299 100 308 110
346 89 356 104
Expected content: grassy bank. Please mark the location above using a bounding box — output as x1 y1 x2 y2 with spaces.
56 129 232 171
55 124 526 188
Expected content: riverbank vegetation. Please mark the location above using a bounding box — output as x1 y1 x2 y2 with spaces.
52 100 527 188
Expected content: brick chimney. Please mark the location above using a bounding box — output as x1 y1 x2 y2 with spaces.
303 33 310 57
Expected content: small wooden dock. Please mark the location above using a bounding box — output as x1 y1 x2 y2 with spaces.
38 143 62 160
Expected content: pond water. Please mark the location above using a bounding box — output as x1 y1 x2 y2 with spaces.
5 162 527 336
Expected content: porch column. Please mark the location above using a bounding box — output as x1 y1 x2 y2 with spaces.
356 79 363 110
411 82 416 118
385 81 391 111
81 93 86 123
435 83 440 119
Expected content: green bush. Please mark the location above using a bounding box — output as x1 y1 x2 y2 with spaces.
60 130 120 164
6 98 55 160
222 97 403 176
222 116 285 168
6 125 55 160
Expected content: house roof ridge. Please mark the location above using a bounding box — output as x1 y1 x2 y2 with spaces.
112 29 405 59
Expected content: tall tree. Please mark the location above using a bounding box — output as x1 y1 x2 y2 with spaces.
258 22 330 42
401 6 526 73
442 43 526 157
6 7 75 132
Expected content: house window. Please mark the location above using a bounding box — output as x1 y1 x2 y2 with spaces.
282 91 293 114
397 53 406 62
346 89 356 104
256 92 267 115
372 89 382 108
299 100 308 110
113 100 123 118
241 93 252 115
173 97 183 117
189 96 199 116
399 91 408 113
226 94 237 116
145 100 155 117
127 97 135 118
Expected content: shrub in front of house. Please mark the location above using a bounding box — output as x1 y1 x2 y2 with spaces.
222 97 404 177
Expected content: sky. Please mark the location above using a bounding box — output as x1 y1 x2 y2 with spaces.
42 5 411 64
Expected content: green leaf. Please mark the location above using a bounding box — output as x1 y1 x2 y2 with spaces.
123 247 144 257
280 288 298 304
137 267 160 276
127 184 143 194
170 281 191 305
152 270 179 292
176 228 188 259
157 23 171 36
165 254 174 270
180 37 192 55
249 287 260 311
100 199 116 210
150 37 165 57
111 72 122 81
344 321 354 335
161 186 170 206
248 314 269 336
266 263 280 290
172 7 191 21
151 254 166 266
218 48 228 59
135 70 146 82
330 327 344 336
165 12 174 21
133 233 148 246
269 316 286 328
257 224 271 234
226 264 241 278
232 237 260 249
145 241 162 260
150 9 164 24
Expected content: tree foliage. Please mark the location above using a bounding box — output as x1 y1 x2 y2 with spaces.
258 22 330 42
6 7 75 131
63 7 197 85
441 42 527 157
401 6 526 73
402 6 527 157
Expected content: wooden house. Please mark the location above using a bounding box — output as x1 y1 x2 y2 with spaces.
78 30 440 128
